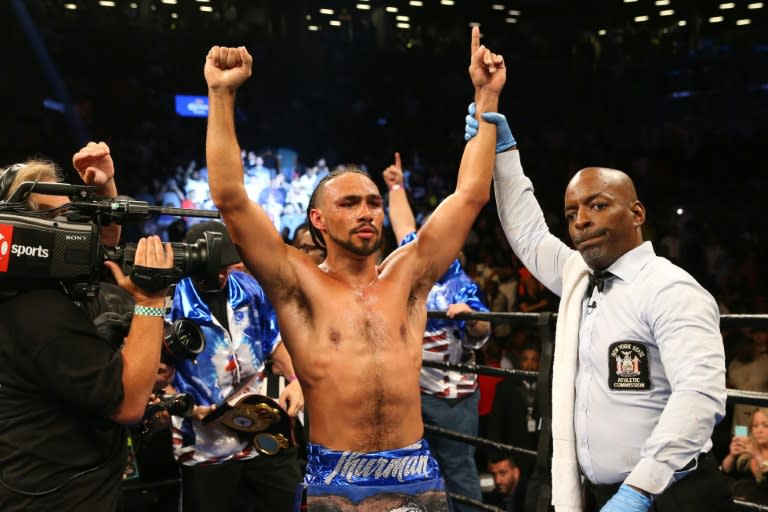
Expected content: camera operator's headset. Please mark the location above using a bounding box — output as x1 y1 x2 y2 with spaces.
0 163 24 202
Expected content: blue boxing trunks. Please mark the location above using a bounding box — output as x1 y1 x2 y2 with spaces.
296 439 449 511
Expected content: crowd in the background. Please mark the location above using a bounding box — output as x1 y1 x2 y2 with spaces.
4 3 766 323
134 140 766 323
3 7 768 509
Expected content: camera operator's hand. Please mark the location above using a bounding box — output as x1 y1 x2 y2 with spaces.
73 141 121 246
107 236 175 424
72 141 115 188
105 236 174 304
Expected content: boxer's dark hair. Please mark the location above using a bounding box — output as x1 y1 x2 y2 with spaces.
306 167 371 252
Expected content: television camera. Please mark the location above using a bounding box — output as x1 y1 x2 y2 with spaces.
0 180 226 297
145 392 195 419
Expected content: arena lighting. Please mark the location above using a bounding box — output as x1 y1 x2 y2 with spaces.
98 1 116 6
678 19 687 25
195 0 210 2
199 5 212 12
409 0 423 6
397 22 410 29
709 15 724 22
386 6 399 12
43 98 65 112
660 9 674 15
319 8 334 15
505 17 518 23
356 3 371 9
747 2 763 8
508 9 520 15
736 18 752 24
624 0 638 3
171 12 178 18
598 29 607 35
308 25 319 31
440 0 455 6
634 15 649 22
491 4 505 10
130 2 137 8
396 15 410 21
329 20 341 26
161 0 177 4
719 2 735 9
655 0 670 5
64 3 77 9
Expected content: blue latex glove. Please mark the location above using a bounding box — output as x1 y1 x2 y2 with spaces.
463 102 516 153
599 483 652 512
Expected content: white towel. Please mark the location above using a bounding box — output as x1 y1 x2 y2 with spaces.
550 253 590 511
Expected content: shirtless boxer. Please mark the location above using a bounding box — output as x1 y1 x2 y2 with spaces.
203 27 505 509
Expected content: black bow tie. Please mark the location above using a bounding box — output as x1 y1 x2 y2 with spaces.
587 270 613 296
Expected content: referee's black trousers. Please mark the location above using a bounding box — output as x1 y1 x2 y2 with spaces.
584 453 733 512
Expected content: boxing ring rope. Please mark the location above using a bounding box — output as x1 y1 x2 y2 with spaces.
733 500 768 512
424 424 537 459
447 492 506 512
426 310 768 512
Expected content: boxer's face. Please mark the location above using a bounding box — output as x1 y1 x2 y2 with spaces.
311 172 384 258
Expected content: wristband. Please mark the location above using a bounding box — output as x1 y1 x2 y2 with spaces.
133 305 165 317
390 184 402 191
288 374 298 383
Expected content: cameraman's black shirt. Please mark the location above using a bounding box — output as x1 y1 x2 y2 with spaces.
0 285 127 511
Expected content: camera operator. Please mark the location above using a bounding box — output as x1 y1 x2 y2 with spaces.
0 151 176 510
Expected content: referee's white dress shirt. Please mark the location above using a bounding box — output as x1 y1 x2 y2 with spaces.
493 150 726 511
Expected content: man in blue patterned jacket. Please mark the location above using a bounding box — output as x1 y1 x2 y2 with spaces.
168 220 304 512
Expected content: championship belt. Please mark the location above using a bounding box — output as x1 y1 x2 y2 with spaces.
203 376 295 455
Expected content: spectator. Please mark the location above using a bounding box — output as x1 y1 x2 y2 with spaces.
485 452 527 512
486 343 541 455
384 151 492 511
167 221 304 512
721 408 768 506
